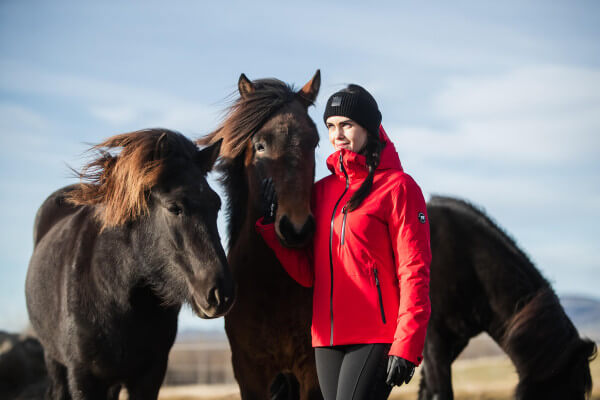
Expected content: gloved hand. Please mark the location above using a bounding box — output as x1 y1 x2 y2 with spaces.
260 177 278 224
385 356 415 387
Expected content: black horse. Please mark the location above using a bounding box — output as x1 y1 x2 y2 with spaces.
25 129 235 400
420 195 596 400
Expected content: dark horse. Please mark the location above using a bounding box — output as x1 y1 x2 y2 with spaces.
198 71 322 400
419 195 596 400
25 129 235 400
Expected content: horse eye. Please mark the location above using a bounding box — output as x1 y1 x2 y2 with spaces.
167 204 182 215
255 143 265 153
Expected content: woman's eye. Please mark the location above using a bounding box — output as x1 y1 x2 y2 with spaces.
255 143 266 152
168 205 182 215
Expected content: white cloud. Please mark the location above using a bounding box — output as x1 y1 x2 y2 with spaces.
0 60 221 135
386 65 600 165
435 65 600 119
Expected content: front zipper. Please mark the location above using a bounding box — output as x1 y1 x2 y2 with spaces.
340 206 348 245
374 267 386 324
329 153 350 345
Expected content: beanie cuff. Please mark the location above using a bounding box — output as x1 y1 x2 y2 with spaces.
323 90 381 136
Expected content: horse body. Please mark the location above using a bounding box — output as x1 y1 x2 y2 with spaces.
28 189 179 398
26 130 234 400
419 196 595 400
199 72 323 400
225 221 316 399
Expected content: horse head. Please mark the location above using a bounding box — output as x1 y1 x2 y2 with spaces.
67 129 235 318
199 70 321 249
515 337 596 400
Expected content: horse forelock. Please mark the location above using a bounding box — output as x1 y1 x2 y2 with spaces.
66 129 197 230
197 79 298 162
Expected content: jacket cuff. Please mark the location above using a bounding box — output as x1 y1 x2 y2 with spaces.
389 341 424 366
256 216 273 231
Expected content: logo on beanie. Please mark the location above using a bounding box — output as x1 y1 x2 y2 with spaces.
331 96 342 107
418 212 426 224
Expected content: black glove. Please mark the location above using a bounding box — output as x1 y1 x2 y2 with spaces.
385 356 415 387
260 177 278 224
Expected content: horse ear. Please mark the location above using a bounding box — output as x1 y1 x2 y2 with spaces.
297 69 321 107
197 138 223 174
238 73 255 98
154 131 170 160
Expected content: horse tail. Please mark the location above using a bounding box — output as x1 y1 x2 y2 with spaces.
269 372 300 400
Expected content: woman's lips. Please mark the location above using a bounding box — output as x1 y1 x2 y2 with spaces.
335 143 350 150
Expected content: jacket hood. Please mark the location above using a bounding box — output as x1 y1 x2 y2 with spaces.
326 125 403 181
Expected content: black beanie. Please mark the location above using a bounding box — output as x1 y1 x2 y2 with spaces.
323 84 382 136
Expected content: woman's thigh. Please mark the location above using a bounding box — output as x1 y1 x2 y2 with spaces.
315 346 345 400
336 343 392 400
315 343 392 400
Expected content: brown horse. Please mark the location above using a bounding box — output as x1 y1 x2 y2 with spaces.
198 71 322 400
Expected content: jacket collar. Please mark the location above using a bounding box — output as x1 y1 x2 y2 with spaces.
326 125 403 182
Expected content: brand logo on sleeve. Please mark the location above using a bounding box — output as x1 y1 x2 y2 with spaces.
418 212 426 224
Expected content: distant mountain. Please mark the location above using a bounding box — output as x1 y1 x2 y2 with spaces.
560 294 600 341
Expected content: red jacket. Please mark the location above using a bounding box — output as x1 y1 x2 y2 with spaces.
256 126 431 365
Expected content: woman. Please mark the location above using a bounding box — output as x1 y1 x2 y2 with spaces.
256 84 431 399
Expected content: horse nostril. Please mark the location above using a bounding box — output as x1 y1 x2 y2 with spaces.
207 286 220 307
278 215 315 246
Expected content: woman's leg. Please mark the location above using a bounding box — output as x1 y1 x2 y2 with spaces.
314 346 345 400
336 343 392 400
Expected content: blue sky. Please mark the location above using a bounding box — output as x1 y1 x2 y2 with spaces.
1 1 599 332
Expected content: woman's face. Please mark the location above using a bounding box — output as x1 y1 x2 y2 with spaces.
326 116 368 153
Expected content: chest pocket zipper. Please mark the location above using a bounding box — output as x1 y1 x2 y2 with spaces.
374 267 386 324
340 206 348 245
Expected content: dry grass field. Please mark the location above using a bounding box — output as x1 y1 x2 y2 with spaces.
152 354 600 400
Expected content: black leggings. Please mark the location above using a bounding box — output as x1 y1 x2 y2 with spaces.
314 343 393 400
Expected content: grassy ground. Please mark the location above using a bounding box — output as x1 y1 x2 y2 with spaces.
153 355 600 400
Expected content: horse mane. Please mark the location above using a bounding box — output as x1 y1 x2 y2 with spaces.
197 79 299 247
66 128 197 230
428 195 540 277
501 287 596 400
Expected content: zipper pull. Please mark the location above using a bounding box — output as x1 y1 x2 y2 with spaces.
374 267 379 285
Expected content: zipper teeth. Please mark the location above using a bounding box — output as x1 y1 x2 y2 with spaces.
374 267 386 324
329 153 349 346
340 207 347 245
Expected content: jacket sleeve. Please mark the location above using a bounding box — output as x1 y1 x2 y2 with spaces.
387 176 432 366
255 217 314 287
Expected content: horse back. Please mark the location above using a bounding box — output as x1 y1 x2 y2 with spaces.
33 184 82 246
426 196 549 339
26 187 101 361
